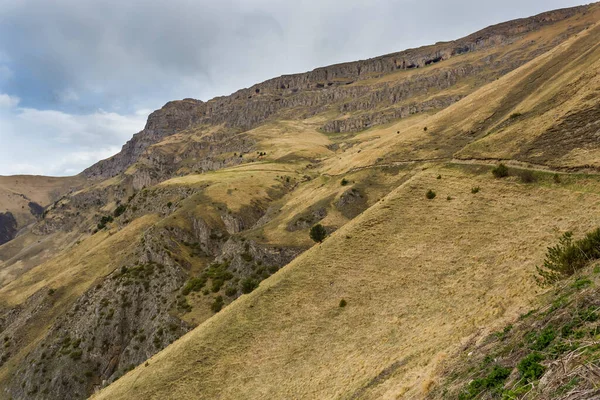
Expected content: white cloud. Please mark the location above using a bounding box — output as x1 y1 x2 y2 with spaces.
0 106 146 176
0 93 19 108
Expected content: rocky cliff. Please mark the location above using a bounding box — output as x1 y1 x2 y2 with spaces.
83 4 592 180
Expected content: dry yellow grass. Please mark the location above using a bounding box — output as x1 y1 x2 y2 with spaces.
89 10 600 399
93 165 600 400
2 6 599 399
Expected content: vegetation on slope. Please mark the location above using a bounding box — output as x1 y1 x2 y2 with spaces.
430 231 600 399
92 164 600 400
2 4 600 399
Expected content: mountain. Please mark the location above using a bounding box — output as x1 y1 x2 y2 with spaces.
0 3 599 399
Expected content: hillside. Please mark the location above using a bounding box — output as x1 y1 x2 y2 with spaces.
0 3 599 400
0 176 83 246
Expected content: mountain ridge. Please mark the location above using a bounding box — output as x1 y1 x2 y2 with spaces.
0 3 599 399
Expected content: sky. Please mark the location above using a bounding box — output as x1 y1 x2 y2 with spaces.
0 0 590 176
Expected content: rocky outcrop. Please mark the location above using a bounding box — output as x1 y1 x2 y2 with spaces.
8 261 189 400
287 207 328 232
336 188 368 219
322 94 464 133
81 4 591 180
83 99 205 179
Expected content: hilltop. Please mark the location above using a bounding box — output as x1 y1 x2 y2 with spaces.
0 3 599 399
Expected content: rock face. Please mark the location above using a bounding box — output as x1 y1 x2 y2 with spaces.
0 212 17 245
83 99 205 179
81 4 591 180
9 262 189 400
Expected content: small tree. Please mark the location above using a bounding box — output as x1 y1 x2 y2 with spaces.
426 189 436 200
492 163 509 178
310 224 327 243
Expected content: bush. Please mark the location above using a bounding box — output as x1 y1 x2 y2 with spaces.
518 353 546 382
181 277 205 295
509 112 522 119
492 164 509 178
310 224 327 243
459 365 511 399
211 279 224 293
224 285 237 297
341 178 349 186
426 189 436 200
241 278 258 294
97 215 114 230
211 296 224 313
536 229 600 285
339 299 347 308
471 187 480 194
113 204 127 218
530 327 556 351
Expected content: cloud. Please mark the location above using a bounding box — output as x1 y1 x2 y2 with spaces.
0 0 590 176
0 105 146 176
0 93 19 108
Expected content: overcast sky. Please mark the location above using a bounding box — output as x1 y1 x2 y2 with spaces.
0 0 590 176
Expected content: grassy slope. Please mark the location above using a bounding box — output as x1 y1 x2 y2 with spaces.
93 164 600 400
0 5 595 399
94 14 600 399
429 263 600 399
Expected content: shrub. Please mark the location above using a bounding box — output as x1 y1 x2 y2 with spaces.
426 189 436 200
518 353 546 382
181 276 207 295
97 215 114 230
509 112 522 119
530 327 556 351
113 204 127 218
519 170 536 183
211 296 224 313
341 178 349 186
211 279 224 293
241 278 258 294
536 229 600 285
224 285 237 297
310 224 327 243
492 164 509 178
471 187 480 194
459 365 511 399
339 299 347 308
446 196 452 201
